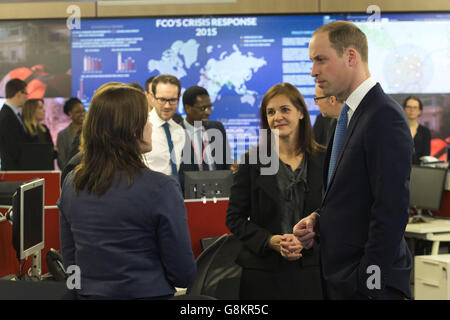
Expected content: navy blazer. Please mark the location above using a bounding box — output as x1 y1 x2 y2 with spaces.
179 120 232 189
0 104 29 170
313 114 337 147
58 169 196 299
319 83 413 299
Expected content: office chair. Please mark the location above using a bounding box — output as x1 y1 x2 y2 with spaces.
187 234 242 300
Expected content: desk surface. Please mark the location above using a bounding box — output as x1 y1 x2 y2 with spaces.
416 254 450 263
406 217 450 234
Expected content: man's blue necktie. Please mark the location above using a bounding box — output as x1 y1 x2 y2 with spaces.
162 122 179 179
327 103 349 186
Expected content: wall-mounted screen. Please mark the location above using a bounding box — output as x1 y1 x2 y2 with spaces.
0 19 72 156
0 20 71 98
346 13 450 94
66 12 449 160
71 15 336 158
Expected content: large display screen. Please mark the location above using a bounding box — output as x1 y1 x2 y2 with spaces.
347 13 450 94
0 20 71 99
71 15 334 158
69 13 450 160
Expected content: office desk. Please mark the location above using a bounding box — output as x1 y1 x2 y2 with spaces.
405 217 450 255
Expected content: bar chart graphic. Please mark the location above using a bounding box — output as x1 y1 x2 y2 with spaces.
83 56 102 72
77 78 84 100
117 52 136 72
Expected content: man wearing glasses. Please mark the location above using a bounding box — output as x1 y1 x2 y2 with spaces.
0 78 30 170
178 86 232 186
145 75 183 124
143 74 186 179
312 84 343 146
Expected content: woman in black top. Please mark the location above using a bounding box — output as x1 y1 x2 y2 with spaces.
22 98 57 168
226 83 326 299
402 96 431 164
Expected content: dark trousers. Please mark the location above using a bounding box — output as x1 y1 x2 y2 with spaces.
239 259 323 300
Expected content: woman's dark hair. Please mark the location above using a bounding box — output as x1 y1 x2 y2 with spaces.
63 97 83 115
72 84 149 196
402 96 423 111
127 81 145 92
260 83 325 155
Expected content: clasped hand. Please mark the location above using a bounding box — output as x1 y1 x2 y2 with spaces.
269 234 303 261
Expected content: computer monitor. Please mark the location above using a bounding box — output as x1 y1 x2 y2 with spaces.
10 179 45 261
409 165 447 211
184 170 233 200
0 181 23 207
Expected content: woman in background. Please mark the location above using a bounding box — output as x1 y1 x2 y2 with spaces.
22 98 57 168
58 84 196 299
226 83 326 299
56 97 85 170
402 96 431 164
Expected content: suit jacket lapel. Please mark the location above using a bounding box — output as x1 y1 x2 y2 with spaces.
323 94 371 201
255 164 280 204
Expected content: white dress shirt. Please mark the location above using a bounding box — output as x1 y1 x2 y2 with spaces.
143 109 186 176
344 76 377 126
183 119 216 171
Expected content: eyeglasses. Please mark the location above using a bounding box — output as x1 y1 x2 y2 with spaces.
405 106 420 111
314 95 330 103
191 105 214 112
154 97 178 106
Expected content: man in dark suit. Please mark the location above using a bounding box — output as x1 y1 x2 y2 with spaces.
179 86 232 188
312 85 342 147
294 21 413 300
0 78 30 170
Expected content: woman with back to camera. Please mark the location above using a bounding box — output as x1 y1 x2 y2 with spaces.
226 83 326 299
57 84 196 300
22 98 57 168
56 97 85 170
402 96 431 164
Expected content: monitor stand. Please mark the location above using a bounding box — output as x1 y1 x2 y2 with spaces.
29 251 42 280
20 250 42 281
410 208 426 223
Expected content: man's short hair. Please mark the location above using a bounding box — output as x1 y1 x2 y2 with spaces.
182 86 209 108
63 97 83 115
5 78 27 99
145 76 156 93
151 74 181 97
335 96 345 104
315 20 369 63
